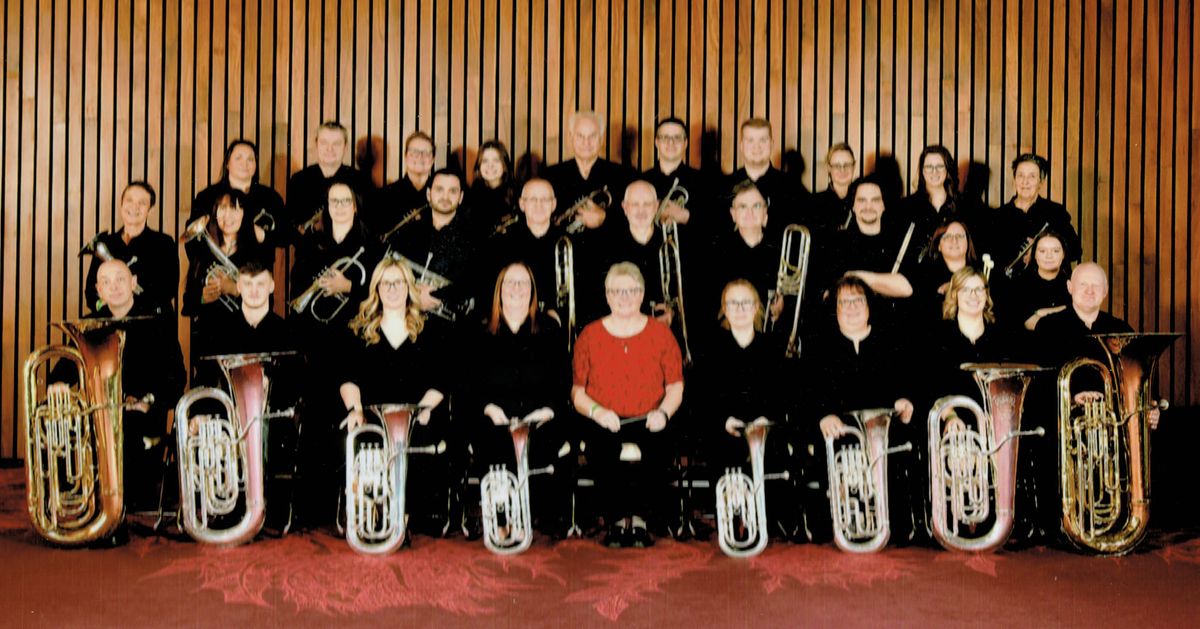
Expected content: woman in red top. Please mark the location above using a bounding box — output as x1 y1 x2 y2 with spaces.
572 262 684 547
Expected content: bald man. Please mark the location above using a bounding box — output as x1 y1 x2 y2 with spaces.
482 178 565 315
584 181 672 326
1034 262 1133 363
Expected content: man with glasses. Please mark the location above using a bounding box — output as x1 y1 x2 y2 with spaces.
546 111 634 233
725 118 807 243
482 178 566 321
590 181 674 328
642 117 710 237
286 121 373 238
374 131 437 235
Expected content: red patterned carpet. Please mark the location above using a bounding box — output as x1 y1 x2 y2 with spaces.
2 467 1199 628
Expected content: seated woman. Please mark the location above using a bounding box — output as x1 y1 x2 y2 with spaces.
1004 230 1071 331
337 255 450 535
911 220 978 325
571 262 684 547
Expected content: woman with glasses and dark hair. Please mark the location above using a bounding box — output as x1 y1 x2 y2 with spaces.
911 220 979 324
896 145 977 244
190 139 287 245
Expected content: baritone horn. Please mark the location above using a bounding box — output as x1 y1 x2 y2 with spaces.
554 236 577 351
345 404 445 555
175 352 295 546
1058 332 1180 555
658 220 693 364
480 408 555 555
928 363 1046 552
766 224 811 359
184 215 240 312
825 408 913 553
289 246 368 323
716 419 788 558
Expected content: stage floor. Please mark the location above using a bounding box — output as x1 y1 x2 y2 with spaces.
3 469 1199 628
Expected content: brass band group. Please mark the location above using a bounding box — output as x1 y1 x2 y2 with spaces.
25 110 1179 559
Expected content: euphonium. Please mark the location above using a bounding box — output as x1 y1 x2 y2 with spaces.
175 352 294 546
345 404 444 554
554 236 577 351
480 409 555 555
24 320 136 545
716 420 788 558
825 408 913 553
184 215 240 312
289 246 368 323
554 186 612 234
928 362 1046 552
765 224 811 359
658 220 693 364
1058 332 1180 555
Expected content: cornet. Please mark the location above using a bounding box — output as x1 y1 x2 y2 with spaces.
765 224 811 359
175 352 295 546
928 362 1046 552
716 419 788 558
554 187 612 234
825 408 913 553
345 404 445 555
480 408 555 555
658 220 693 364
184 216 240 312
289 246 368 323
1003 222 1049 278
554 236 577 351
79 234 143 295
1058 332 1180 555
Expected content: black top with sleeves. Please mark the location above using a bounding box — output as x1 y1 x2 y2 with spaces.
469 313 569 418
802 324 913 434
925 318 1030 407
84 227 179 313
290 223 379 333
191 182 287 247
286 164 374 238
994 196 1082 265
695 329 787 427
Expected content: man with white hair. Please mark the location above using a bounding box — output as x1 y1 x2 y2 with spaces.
545 111 634 233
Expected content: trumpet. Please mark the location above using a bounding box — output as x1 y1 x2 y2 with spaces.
79 234 143 295
1003 222 1049 278
345 404 445 555
554 236 577 351
766 224 811 359
175 352 295 546
491 212 522 238
184 216 240 312
825 408 913 553
716 419 788 558
1058 332 1180 554
297 207 324 235
289 246 368 323
658 220 693 364
554 187 612 234
928 362 1046 552
480 408 555 555
381 204 428 242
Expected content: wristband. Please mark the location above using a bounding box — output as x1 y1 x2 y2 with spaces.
589 402 601 419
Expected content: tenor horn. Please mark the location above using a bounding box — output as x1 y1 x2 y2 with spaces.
928 363 1046 552
765 224 811 359
1058 332 1180 555
658 220 693 364
554 236 577 351
480 409 555 555
184 216 241 312
716 420 788 558
175 352 295 546
825 408 913 553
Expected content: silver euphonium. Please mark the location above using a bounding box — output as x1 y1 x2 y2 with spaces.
289 246 368 323
928 362 1046 552
184 215 240 312
554 186 612 234
766 224 811 359
79 234 143 295
716 420 788 558
345 404 444 555
480 409 555 555
825 408 913 553
554 236 577 351
175 352 294 546
658 219 693 364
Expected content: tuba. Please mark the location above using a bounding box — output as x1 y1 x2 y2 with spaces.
658 220 693 364
24 319 149 545
289 246 368 323
928 363 1046 552
765 224 811 359
184 216 241 312
1058 332 1180 555
825 408 913 553
716 420 788 558
175 352 294 546
554 186 612 234
554 236 577 351
480 409 555 555
345 404 444 554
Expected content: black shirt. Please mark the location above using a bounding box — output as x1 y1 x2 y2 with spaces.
482 222 566 312
695 330 787 427
545 158 634 233
290 224 380 334
724 166 808 242
1034 307 1133 370
803 324 914 436
341 320 450 407
286 164 374 237
995 196 1082 266
642 162 714 238
191 182 287 247
84 227 179 313
469 314 569 418
384 210 480 319
373 174 432 236
194 308 304 407
925 318 1029 406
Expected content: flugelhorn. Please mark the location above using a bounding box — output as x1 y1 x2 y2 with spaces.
658 220 693 364
928 363 1046 552
765 224 811 359
554 236 577 351
289 246 368 323
554 186 612 234
825 408 913 553
1058 332 1180 555
480 408 555 555
345 404 445 555
184 216 240 312
175 352 295 546
79 234 143 295
716 419 788 558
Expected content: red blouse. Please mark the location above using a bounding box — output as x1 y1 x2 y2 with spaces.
572 317 684 417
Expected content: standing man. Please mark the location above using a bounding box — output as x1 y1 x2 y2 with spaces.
286 121 373 238
641 117 711 237
725 118 807 242
84 181 179 313
374 131 437 236
545 111 634 234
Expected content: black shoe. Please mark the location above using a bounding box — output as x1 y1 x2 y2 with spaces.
601 524 626 548
629 526 654 548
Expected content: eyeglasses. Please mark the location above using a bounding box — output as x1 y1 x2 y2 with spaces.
606 287 644 297
407 148 433 158
923 163 947 173
379 280 407 291
828 161 856 171
503 279 532 289
732 201 767 213
521 196 555 205
837 296 867 308
941 233 967 242
958 287 986 297
328 198 355 209
724 299 755 312
656 134 686 144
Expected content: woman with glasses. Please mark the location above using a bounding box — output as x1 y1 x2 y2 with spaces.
810 143 858 233
912 220 979 323
896 144 969 240
571 262 684 547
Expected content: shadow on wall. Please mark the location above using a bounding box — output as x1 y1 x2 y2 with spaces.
781 149 810 196
355 135 386 190
962 160 991 208
868 152 905 208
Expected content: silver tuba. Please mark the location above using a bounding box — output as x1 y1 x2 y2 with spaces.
345 404 444 555
175 352 294 546
825 408 913 553
716 419 788 558
554 236 577 351
289 246 368 323
480 408 555 555
1058 332 1180 555
765 224 811 359
658 220 693 364
928 363 1046 552
184 215 241 312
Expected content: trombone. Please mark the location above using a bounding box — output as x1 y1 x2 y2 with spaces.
658 220 693 364
766 224 811 359
554 236 577 351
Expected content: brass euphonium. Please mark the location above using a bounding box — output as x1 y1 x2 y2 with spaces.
554 186 612 234
554 236 577 351
928 363 1046 552
825 408 913 553
765 224 811 359
480 409 555 555
175 352 294 546
658 220 693 364
289 246 368 323
1058 332 1180 555
24 320 137 545
345 404 445 555
716 419 788 558
184 215 240 312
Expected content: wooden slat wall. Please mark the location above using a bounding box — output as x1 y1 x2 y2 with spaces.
1 0 1197 458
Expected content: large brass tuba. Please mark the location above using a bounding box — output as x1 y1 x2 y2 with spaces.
175 352 294 546
1058 332 1180 555
825 408 913 553
480 409 555 555
554 236 577 351
765 224 811 359
716 420 788 558
658 220 693 364
928 363 1046 552
24 320 136 545
345 404 444 554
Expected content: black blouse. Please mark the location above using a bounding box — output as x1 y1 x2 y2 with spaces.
342 318 450 407
469 313 569 418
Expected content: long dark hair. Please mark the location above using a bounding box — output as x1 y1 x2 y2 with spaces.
914 144 958 201
218 139 260 185
206 187 259 249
